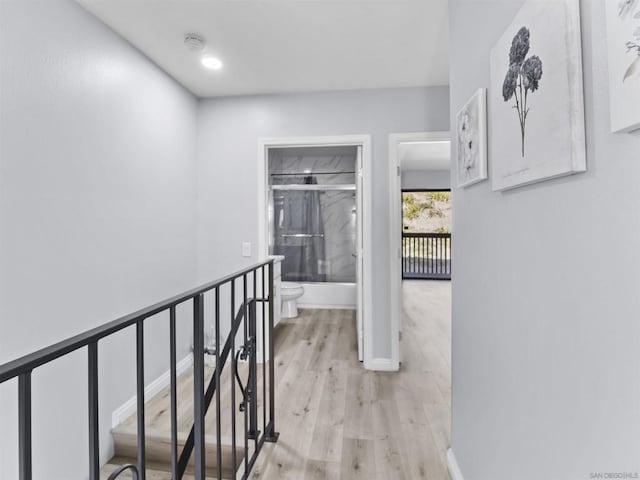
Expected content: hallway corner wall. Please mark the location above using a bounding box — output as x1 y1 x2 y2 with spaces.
0 1 198 477
449 0 640 478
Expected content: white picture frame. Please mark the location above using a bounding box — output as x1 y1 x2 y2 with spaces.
489 0 586 191
456 88 488 188
605 0 640 133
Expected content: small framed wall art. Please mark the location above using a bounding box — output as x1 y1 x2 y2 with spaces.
456 88 488 188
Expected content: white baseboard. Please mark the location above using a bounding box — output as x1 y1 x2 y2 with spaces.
111 353 193 428
447 448 465 480
364 357 399 372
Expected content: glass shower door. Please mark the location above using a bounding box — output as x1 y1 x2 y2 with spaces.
270 185 357 284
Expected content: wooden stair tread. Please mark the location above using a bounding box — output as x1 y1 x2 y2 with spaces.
116 363 257 438
110 360 259 479
101 457 232 480
111 426 244 479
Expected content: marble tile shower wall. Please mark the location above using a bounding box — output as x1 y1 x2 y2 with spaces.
270 154 357 283
320 190 356 283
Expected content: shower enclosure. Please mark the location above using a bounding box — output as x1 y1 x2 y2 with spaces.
268 146 358 306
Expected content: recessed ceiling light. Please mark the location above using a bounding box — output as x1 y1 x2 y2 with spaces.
201 56 223 70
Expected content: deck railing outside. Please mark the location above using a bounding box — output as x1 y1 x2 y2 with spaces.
402 232 451 280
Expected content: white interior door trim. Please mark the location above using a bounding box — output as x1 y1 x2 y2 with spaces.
257 135 374 369
356 145 364 362
388 131 451 366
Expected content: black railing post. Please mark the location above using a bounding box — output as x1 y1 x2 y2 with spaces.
252 271 259 446
243 274 248 344
265 261 279 443
169 306 178 480
88 342 100 480
248 299 258 439
449 236 452 275
215 287 222 480
242 274 249 475
430 236 433 274
421 236 425 274
261 266 267 438
193 294 206 480
18 372 32 480
136 321 146 480
230 281 237 479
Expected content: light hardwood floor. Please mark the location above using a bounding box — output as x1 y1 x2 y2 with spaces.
101 280 451 480
249 280 451 480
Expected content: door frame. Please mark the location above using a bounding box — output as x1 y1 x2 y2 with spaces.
388 131 451 354
257 135 374 368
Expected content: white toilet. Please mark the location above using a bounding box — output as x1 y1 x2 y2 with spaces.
281 282 304 318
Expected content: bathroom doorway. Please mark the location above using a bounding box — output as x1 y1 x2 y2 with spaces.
258 136 372 365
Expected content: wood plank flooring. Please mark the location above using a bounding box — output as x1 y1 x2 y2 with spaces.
250 280 451 480
102 280 451 480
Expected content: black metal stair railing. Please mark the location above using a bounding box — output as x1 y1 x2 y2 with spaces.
402 232 452 280
0 259 279 480
177 293 276 479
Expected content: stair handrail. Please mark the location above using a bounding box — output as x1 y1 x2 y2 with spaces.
0 261 272 384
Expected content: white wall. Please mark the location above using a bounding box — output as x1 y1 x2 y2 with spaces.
401 169 451 190
196 86 450 359
0 1 198 478
449 0 640 478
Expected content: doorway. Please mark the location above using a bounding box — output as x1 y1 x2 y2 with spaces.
257 135 373 366
388 132 451 364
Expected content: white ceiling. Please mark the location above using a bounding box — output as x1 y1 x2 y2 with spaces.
399 141 450 171
75 0 449 98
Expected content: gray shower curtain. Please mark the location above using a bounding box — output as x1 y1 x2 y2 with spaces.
273 176 326 282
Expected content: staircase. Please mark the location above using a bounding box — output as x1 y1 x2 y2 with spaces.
103 360 262 480
110 428 242 478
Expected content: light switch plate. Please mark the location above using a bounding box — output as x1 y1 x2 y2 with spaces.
242 242 251 257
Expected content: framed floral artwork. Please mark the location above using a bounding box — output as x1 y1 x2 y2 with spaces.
489 0 586 191
456 88 487 188
606 0 640 133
